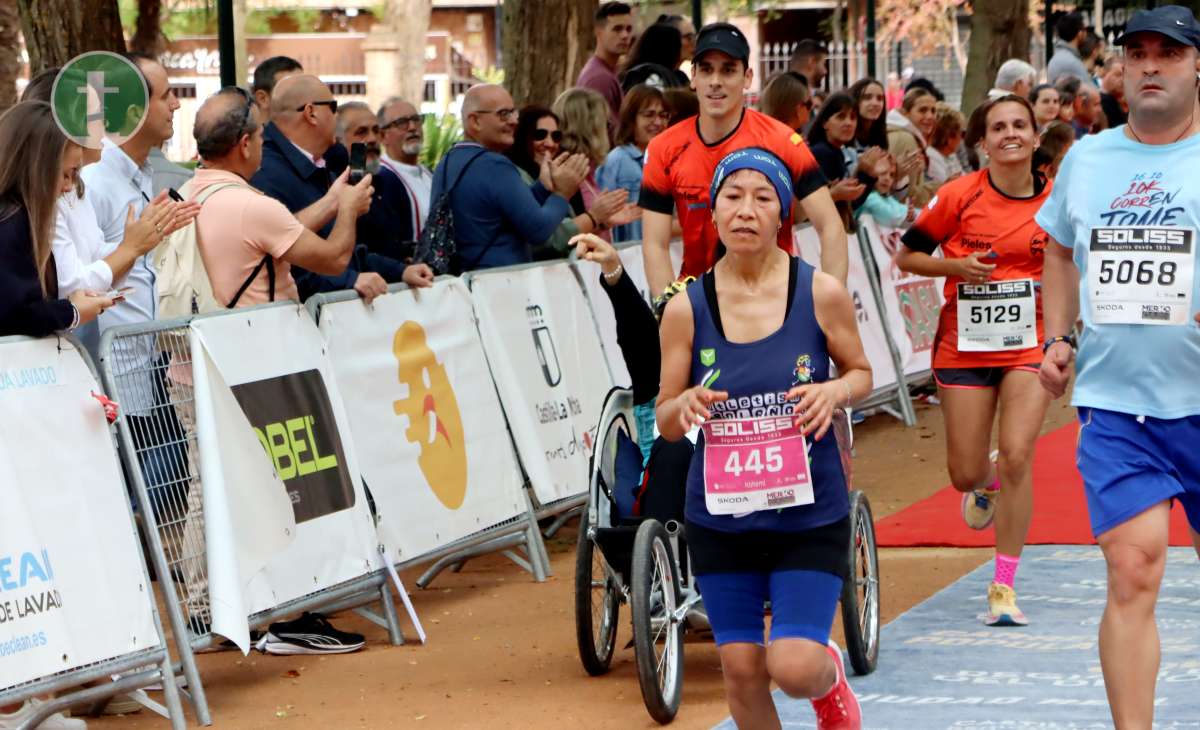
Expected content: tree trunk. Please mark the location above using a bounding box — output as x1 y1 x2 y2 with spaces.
18 0 125 74
129 0 162 55
503 0 596 108
388 0 432 106
960 0 1030 114
0 0 21 111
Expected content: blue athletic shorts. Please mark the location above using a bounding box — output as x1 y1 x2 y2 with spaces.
694 569 843 647
1076 407 1200 537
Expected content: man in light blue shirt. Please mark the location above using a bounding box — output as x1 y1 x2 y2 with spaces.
1037 7 1200 727
82 53 187 521
83 53 180 391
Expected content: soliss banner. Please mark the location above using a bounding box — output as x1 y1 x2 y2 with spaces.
316 278 528 565
189 304 378 650
859 215 945 376
792 225 899 392
0 337 159 690
470 262 614 506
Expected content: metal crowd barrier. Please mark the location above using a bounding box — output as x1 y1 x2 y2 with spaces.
305 283 551 588
97 304 402 727
0 334 186 730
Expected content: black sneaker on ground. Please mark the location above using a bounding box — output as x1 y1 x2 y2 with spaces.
255 613 365 655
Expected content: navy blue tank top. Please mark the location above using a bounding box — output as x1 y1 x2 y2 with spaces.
684 258 849 533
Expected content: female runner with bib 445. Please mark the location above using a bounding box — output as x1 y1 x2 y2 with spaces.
896 94 1054 626
657 147 872 730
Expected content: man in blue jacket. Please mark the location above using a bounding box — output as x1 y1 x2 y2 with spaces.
429 84 589 271
251 74 432 301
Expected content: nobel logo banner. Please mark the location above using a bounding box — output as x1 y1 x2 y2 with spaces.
471 263 613 505
792 225 898 392
190 305 377 649
860 216 945 376
231 370 356 523
0 337 158 690
316 278 527 563
573 243 652 388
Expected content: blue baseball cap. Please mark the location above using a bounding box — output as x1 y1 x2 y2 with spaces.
1115 5 1200 48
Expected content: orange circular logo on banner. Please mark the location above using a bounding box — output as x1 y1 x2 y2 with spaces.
392 321 468 509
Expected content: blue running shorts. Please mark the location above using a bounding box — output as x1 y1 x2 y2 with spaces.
694 569 843 647
1076 407 1200 537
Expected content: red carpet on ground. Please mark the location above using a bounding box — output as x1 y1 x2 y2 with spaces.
875 422 1195 547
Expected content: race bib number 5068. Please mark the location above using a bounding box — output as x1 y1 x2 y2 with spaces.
1087 227 1194 325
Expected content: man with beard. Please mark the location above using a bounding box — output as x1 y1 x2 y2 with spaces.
252 75 431 301
377 97 433 237
335 101 382 171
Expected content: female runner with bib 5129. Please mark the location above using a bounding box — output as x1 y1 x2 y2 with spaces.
657 147 872 730
896 94 1053 627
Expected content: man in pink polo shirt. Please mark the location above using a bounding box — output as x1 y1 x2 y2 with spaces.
189 86 373 307
576 1 634 133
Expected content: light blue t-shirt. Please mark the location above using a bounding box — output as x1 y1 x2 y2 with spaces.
1036 128 1200 419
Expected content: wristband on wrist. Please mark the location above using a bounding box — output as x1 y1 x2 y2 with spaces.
69 304 80 331
584 211 599 230
1042 334 1076 353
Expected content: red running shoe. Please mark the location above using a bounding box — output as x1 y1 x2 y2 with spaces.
810 639 862 729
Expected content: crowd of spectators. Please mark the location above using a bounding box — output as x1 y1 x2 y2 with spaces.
0 11 1141 721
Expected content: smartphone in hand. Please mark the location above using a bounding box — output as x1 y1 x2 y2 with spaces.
349 142 367 185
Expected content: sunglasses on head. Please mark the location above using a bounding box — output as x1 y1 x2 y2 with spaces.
531 129 563 142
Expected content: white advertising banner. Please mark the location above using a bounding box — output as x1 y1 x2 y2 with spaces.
0 337 158 690
859 216 944 376
573 242 652 388
470 262 613 505
316 279 527 564
792 225 898 391
190 305 378 650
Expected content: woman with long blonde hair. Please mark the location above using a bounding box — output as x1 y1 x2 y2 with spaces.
554 87 636 242
0 102 115 338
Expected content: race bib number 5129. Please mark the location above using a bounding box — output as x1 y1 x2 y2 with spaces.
1087 226 1194 325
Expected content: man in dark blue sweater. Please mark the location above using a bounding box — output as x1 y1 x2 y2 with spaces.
429 84 588 271
251 74 433 301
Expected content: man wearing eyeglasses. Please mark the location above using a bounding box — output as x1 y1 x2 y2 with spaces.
428 84 590 271
252 74 427 302
377 97 433 237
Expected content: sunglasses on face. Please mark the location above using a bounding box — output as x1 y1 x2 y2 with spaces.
382 114 428 131
531 129 563 142
296 99 338 114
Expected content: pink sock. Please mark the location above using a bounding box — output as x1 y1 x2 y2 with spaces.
994 553 1019 588
986 477 1000 493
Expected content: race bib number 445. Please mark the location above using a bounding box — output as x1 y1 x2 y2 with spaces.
702 416 814 516
1088 227 1195 325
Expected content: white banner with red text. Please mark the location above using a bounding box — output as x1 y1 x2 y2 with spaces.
468 262 613 506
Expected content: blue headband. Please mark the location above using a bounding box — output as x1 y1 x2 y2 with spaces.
710 147 794 219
